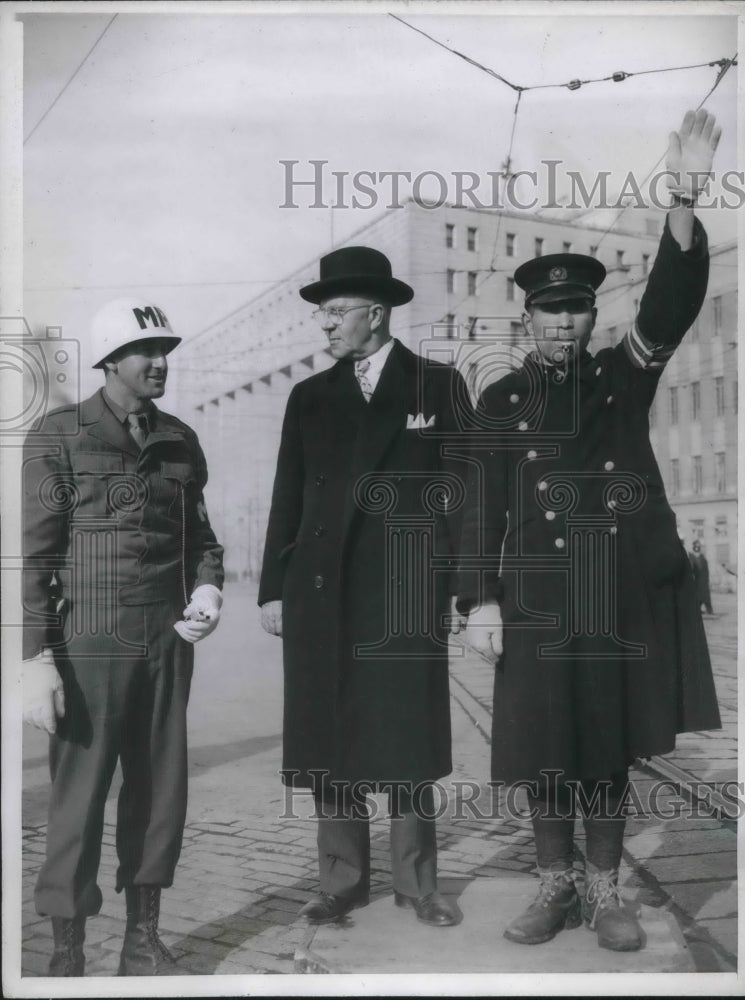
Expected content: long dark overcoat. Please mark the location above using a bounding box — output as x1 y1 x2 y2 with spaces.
458 219 721 784
259 341 471 790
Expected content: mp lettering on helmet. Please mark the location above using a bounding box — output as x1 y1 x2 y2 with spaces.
133 306 169 330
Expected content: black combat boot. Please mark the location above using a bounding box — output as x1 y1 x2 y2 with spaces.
118 886 175 976
49 916 86 976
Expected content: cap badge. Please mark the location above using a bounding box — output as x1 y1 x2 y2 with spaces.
549 266 567 282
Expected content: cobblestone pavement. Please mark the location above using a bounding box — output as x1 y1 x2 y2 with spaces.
19 585 737 978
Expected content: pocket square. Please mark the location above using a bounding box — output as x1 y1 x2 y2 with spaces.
406 413 436 430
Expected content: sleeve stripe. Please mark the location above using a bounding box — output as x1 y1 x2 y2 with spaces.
622 322 675 370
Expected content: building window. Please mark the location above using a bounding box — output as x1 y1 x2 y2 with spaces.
562 241 572 253
467 227 478 252
445 313 456 339
713 296 722 334
670 458 679 495
616 249 627 270
506 233 516 257
715 376 725 417
669 386 678 425
510 320 522 345
506 277 515 302
589 245 598 258
447 269 456 295
691 381 700 421
535 237 544 257
445 224 455 249
692 455 703 495
642 253 650 276
467 316 478 340
468 271 478 297
715 452 726 493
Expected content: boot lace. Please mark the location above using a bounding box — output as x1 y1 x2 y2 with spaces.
585 869 623 929
534 868 575 909
146 890 175 963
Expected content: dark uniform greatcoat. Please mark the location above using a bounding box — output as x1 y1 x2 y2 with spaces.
259 340 471 791
458 219 721 784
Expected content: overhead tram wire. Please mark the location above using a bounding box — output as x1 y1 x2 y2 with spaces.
24 15 119 145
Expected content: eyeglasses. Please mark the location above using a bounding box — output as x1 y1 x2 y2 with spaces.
312 304 371 326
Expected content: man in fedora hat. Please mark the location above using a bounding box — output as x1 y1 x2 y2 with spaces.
259 246 470 927
22 299 224 975
458 109 722 952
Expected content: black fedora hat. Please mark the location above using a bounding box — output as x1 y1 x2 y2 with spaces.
299 246 414 306
514 253 606 307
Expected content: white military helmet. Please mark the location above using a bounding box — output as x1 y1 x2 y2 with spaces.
91 298 182 369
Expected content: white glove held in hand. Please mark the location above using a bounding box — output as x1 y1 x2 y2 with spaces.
260 600 282 637
665 108 721 201
467 603 504 660
23 649 65 734
174 584 223 643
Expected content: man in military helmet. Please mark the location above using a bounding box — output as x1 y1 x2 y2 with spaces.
22 299 224 976
458 110 722 952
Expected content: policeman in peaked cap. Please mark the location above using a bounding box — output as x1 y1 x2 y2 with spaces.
459 110 722 954
22 298 225 976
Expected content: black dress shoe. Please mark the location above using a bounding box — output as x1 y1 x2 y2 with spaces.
394 890 459 927
298 891 370 924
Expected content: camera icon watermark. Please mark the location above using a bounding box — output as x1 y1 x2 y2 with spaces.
0 317 80 436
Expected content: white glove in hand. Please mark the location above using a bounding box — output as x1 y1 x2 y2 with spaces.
23 649 65 734
174 584 222 644
260 600 283 637
467 603 503 660
666 108 721 201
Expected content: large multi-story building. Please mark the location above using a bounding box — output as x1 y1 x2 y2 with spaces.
172 202 737 586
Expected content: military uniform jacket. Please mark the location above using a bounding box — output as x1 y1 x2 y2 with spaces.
259 340 471 790
458 218 721 783
23 388 224 659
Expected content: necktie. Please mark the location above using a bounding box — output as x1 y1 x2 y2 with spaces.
355 358 373 402
127 412 149 450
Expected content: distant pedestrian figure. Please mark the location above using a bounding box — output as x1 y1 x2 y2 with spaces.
689 540 713 614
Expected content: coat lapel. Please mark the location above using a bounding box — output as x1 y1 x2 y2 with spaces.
82 390 141 458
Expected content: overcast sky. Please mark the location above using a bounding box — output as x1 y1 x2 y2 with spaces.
20 4 738 389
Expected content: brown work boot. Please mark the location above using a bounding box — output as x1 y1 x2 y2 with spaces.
49 916 86 976
504 867 581 945
583 864 642 952
118 886 176 975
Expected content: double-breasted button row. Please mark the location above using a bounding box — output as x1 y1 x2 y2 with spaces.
314 524 325 537
315 474 325 486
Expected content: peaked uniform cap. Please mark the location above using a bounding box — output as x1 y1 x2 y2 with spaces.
514 253 607 307
299 246 414 306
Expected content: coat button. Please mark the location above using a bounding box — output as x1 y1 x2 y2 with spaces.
314 525 325 537
545 510 556 521
554 537 565 549
313 575 324 589
604 460 615 471
315 474 325 486
527 450 537 460
606 395 614 404
595 366 602 376
510 393 520 404
610 526 618 535
518 421 528 431
538 480 548 491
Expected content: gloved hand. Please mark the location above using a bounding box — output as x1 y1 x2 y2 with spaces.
173 584 222 644
448 595 468 635
467 602 503 661
260 600 283 637
23 649 65 734
666 108 721 201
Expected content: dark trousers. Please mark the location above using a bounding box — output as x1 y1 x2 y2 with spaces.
35 601 194 919
314 784 438 899
528 770 629 871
